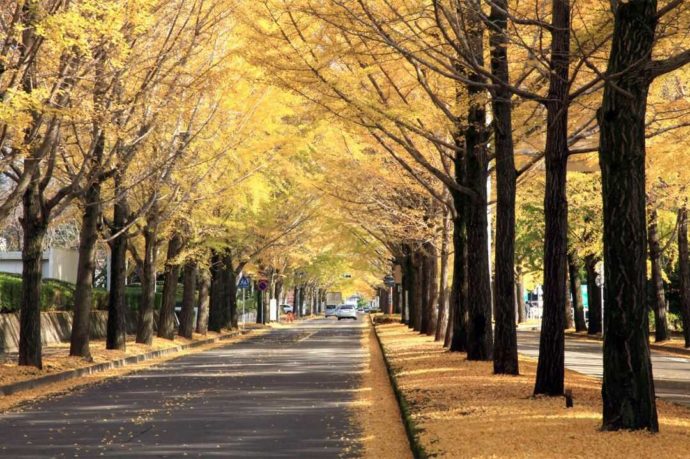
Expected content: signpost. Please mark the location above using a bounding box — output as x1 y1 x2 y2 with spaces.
239 276 251 329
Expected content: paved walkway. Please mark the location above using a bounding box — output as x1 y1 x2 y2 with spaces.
0 318 367 458
518 330 690 407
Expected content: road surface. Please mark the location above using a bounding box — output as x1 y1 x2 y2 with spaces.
518 330 690 407
0 317 367 458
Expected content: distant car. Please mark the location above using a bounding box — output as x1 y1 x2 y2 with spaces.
325 305 338 318
281 304 294 314
363 305 371 313
336 304 357 320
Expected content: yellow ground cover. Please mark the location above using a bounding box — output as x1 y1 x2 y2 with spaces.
376 322 690 459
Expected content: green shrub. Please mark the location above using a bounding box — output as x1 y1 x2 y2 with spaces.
0 272 109 313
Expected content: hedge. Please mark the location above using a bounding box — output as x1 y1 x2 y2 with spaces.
0 273 109 313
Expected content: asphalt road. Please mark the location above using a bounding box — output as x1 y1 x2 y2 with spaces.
518 330 690 407
0 317 367 458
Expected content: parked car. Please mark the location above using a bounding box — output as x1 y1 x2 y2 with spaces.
281 304 294 314
325 305 338 318
336 304 357 320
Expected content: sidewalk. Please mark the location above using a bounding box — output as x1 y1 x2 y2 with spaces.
517 320 690 358
373 321 690 458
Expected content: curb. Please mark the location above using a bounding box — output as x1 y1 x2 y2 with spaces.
0 330 248 396
370 316 429 459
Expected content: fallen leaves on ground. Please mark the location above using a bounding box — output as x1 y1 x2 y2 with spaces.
350 320 413 459
376 322 690 459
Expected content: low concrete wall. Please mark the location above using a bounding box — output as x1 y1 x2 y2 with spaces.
0 311 136 353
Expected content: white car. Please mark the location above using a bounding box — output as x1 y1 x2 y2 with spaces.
336 304 357 320
325 305 338 318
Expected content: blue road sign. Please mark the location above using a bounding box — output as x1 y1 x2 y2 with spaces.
238 276 251 289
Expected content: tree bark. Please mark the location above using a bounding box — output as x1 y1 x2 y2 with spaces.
678 204 690 348
568 252 587 332
179 262 197 339
69 177 102 358
516 274 527 324
412 250 423 332
489 0 518 374
293 286 300 318
136 224 159 345
534 0 570 396
598 0 658 431
196 269 210 335
106 176 128 350
584 255 602 335
462 1 493 361
158 233 183 340
18 174 47 368
401 245 410 325
223 252 238 329
464 101 493 360
406 248 418 330
449 210 468 351
436 212 451 341
564 268 575 330
208 252 224 332
423 242 439 336
647 208 669 342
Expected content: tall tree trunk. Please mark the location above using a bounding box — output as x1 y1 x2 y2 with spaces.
406 249 418 330
106 176 128 350
647 208 669 342
436 212 451 341
275 278 284 315
424 242 439 336
18 175 47 368
401 246 410 324
158 233 183 340
564 269 575 330
196 269 210 335
412 251 423 332
69 177 102 358
293 286 300 318
136 224 158 345
208 252 224 332
464 97 493 360
489 0 518 374
678 204 690 348
462 0 493 360
449 210 468 351
534 0 570 396
223 253 238 329
584 255 602 335
568 252 587 332
516 273 527 324
420 250 430 333
598 0 658 431
256 283 263 324
179 262 197 339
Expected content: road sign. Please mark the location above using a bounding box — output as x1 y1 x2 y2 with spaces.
257 279 269 291
383 274 396 287
238 276 251 289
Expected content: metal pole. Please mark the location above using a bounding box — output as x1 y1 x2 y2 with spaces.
242 287 245 329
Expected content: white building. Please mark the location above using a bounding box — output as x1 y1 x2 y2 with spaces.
0 248 79 284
